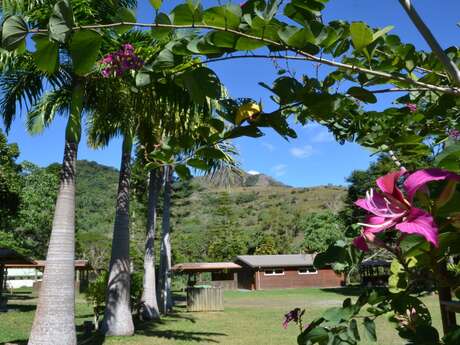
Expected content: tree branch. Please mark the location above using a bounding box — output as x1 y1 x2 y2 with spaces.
398 0 460 85
28 21 460 95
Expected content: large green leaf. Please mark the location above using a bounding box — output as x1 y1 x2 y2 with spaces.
2 15 28 50
114 7 136 34
207 31 237 49
203 5 241 29
170 3 203 25
32 35 59 73
372 25 394 41
187 158 209 171
434 142 460 171
277 26 319 53
347 87 377 104
49 0 74 43
187 37 222 55
152 12 172 40
363 317 377 342
224 125 263 139
175 67 221 103
69 30 102 76
350 22 373 51
297 327 329 345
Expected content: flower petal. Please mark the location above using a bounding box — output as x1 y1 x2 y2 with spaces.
355 192 388 215
404 168 460 202
352 236 369 252
395 208 439 247
376 169 406 202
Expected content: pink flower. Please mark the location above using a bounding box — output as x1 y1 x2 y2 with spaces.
406 103 417 112
448 129 460 140
353 168 460 250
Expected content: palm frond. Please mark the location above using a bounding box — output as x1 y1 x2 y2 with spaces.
27 88 71 134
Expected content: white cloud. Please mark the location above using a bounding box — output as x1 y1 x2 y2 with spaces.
290 145 314 158
311 130 334 143
261 142 275 152
271 164 287 177
247 170 260 175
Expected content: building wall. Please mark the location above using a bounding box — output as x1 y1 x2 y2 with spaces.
257 267 343 290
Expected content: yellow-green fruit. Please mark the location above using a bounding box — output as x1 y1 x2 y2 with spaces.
235 102 262 125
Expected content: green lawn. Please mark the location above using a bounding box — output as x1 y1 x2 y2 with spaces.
0 287 442 345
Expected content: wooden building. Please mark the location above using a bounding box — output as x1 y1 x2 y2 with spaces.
359 259 391 287
172 262 242 289
235 254 343 290
173 254 343 290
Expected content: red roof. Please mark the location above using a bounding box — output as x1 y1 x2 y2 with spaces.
172 262 241 273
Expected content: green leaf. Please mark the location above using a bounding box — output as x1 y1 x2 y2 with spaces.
197 147 226 160
32 35 58 73
348 319 360 341
278 26 319 53
150 0 162 10
350 22 373 50
187 158 209 170
298 327 329 345
49 0 74 43
363 317 377 342
2 15 28 50
69 30 102 75
224 126 263 139
434 143 460 171
187 37 222 55
235 37 265 50
175 67 221 103
171 3 203 25
175 164 191 180
203 5 241 29
347 87 377 103
207 31 237 49
152 12 172 40
372 25 394 42
114 7 136 34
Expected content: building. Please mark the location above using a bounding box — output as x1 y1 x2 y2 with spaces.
235 254 343 290
172 254 343 290
5 268 43 289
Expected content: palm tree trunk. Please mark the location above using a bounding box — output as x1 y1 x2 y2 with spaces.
28 85 83 345
140 168 163 320
101 135 134 336
159 165 173 314
28 140 78 345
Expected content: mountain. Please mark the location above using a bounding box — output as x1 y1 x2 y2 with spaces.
72 161 346 263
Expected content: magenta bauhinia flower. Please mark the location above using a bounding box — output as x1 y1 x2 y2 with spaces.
353 168 460 251
99 43 143 78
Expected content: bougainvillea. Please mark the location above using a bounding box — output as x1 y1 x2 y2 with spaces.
100 43 143 78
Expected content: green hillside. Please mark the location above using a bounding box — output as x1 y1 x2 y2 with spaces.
72 161 346 265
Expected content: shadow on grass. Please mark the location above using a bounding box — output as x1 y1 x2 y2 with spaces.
320 286 365 296
4 303 36 312
0 340 28 345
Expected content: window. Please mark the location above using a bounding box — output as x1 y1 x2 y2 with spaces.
264 269 284 276
298 267 318 275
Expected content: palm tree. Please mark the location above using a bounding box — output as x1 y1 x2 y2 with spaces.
0 2 136 342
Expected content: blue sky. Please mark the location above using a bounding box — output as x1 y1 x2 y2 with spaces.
2 0 460 187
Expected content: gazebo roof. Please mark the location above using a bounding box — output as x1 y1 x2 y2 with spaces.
0 248 35 265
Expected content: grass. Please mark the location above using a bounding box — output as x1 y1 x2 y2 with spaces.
0 287 442 345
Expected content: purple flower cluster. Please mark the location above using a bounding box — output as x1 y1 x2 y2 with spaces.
100 43 143 78
406 103 417 113
282 308 303 329
448 128 460 140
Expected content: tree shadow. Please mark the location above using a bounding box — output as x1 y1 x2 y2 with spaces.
0 340 28 345
320 287 365 296
3 303 36 312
